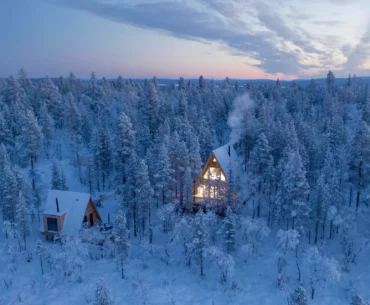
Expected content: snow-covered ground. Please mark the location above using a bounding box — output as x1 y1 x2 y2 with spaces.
0 154 369 305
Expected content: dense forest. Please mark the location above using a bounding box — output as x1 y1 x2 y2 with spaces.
0 70 369 305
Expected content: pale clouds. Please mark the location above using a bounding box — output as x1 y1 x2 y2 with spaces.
55 0 370 77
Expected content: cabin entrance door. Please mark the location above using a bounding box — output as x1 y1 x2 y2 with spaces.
89 213 93 226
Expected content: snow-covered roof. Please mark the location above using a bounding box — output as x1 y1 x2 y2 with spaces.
40 190 92 235
212 144 243 180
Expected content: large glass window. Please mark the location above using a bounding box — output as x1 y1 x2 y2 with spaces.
203 168 226 181
47 218 58 232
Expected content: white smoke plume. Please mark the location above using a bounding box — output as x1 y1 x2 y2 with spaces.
227 93 254 144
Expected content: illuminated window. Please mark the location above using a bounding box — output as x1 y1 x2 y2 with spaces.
213 158 217 162
203 168 226 181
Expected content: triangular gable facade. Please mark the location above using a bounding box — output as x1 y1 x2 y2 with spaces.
195 144 243 202
40 190 102 238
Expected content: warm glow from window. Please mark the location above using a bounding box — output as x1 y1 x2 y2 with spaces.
203 168 226 181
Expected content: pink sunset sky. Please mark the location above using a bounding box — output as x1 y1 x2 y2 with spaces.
1 0 370 80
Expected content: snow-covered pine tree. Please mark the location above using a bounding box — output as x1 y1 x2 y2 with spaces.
290 286 308 305
51 161 68 190
154 139 174 205
36 238 44 275
305 246 341 299
276 229 300 288
22 109 43 168
38 103 54 153
189 210 209 276
15 191 30 250
95 123 113 189
182 166 194 212
351 295 370 305
349 120 370 210
3 166 18 223
244 132 274 218
40 76 62 127
277 147 310 232
222 206 235 254
93 278 115 305
115 112 135 184
135 159 154 240
113 209 130 279
0 144 11 215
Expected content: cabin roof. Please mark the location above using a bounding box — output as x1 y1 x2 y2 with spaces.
212 144 243 180
40 190 92 235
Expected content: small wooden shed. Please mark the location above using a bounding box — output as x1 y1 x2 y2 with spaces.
40 190 101 238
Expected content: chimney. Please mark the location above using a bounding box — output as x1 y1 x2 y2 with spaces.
56 197 60 213
228 145 231 157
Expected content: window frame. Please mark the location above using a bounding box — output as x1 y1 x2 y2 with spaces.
47 217 58 232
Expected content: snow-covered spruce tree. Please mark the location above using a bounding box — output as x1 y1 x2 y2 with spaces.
55 236 89 283
222 206 236 254
243 132 274 218
66 93 82 146
22 109 43 168
115 112 135 184
51 160 68 190
207 246 234 284
276 147 310 233
92 123 113 190
3 166 18 224
15 191 30 250
135 159 154 240
189 210 209 276
182 166 194 212
113 209 130 279
169 132 189 204
93 278 115 305
349 120 370 210
40 76 62 126
290 286 308 305
36 238 44 275
240 216 270 262
0 144 11 215
351 295 370 305
0 113 13 147
6 243 18 272
276 229 300 288
38 102 54 152
153 139 173 206
304 246 340 299
170 215 194 267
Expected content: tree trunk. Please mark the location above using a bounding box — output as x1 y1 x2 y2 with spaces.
133 202 137 237
296 259 301 282
311 287 315 300
314 220 319 244
329 220 333 240
349 186 352 207
121 264 125 279
356 190 360 210
40 257 44 275
200 252 204 276
321 220 326 241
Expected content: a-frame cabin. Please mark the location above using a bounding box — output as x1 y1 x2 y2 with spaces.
40 190 102 239
194 144 242 202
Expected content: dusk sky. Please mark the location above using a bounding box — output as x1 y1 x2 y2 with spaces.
1 0 370 79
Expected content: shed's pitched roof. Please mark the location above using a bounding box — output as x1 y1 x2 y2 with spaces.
212 144 243 180
40 190 92 235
